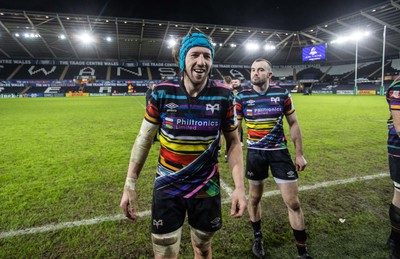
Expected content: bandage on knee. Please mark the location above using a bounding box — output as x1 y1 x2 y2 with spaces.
152 227 182 257
190 227 214 246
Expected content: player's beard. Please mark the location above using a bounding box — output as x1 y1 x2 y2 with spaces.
186 68 209 89
251 76 267 87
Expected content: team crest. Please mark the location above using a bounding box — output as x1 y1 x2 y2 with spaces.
153 219 163 229
206 103 220 114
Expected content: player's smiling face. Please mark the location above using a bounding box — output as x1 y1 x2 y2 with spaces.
184 46 212 86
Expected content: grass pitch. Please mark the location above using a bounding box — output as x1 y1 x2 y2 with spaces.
0 94 393 258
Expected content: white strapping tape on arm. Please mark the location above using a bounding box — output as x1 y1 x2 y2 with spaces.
130 119 159 164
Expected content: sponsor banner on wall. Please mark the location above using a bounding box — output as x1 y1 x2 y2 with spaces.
112 93 128 96
312 90 333 94
357 90 376 95
44 93 65 97
0 94 16 98
25 93 43 98
65 92 89 97
0 59 251 69
336 90 354 95
89 93 108 97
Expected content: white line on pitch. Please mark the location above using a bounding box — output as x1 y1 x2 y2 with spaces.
0 172 389 239
220 179 234 197
133 95 146 109
260 172 389 198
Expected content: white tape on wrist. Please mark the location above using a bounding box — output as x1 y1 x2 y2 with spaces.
125 177 137 191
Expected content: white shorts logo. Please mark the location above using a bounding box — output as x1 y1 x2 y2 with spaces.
287 171 296 178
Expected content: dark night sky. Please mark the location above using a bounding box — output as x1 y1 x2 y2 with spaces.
0 0 388 30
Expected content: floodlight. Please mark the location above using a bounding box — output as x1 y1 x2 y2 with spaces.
167 38 177 48
78 32 95 44
245 42 259 51
264 44 276 51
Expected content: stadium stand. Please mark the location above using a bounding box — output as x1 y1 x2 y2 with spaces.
149 66 179 80
356 62 382 80
297 67 323 81
271 66 293 79
327 64 355 77
391 59 400 72
26 87 47 94
0 64 20 80
0 86 26 94
215 67 249 81
0 59 399 97
63 66 108 81
81 86 101 93
110 66 149 80
12 65 64 80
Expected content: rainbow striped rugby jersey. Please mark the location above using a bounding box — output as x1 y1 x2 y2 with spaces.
236 85 295 150
145 79 237 198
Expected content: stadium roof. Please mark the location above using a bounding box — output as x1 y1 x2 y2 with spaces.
0 0 399 66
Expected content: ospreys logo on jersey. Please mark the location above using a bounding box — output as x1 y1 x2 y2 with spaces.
206 103 220 115
270 97 280 103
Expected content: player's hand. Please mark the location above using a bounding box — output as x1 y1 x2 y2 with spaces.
296 155 307 172
230 188 247 218
120 189 137 220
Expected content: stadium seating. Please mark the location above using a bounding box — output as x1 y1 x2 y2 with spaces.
0 60 400 96
149 66 179 80
216 67 249 81
0 64 20 80
110 66 149 80
12 65 63 80
63 65 108 80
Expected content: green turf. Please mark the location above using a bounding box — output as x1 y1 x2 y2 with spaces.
0 94 394 258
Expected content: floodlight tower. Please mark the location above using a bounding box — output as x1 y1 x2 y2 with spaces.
331 31 370 96
380 26 387 96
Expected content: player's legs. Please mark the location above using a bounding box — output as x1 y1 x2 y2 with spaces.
190 227 214 259
277 181 304 230
246 149 269 258
246 149 269 222
270 150 311 258
151 190 186 258
248 181 264 222
187 194 221 259
152 228 182 259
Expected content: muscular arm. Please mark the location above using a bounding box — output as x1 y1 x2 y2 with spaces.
286 111 307 171
223 128 247 217
120 119 159 220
